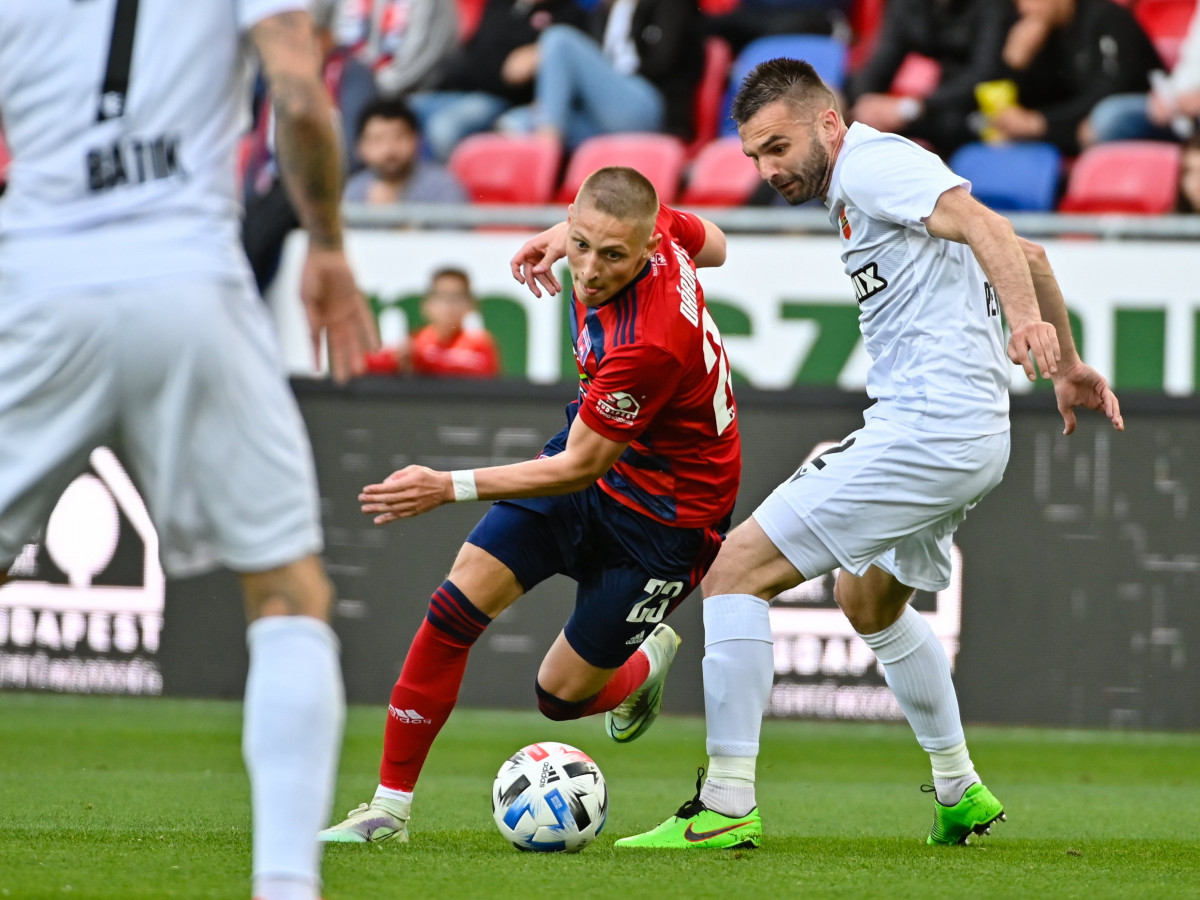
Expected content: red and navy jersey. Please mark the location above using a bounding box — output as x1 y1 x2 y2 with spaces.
570 205 741 528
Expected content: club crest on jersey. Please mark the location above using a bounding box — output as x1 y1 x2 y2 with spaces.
838 206 851 239
596 391 641 425
850 262 888 303
575 327 593 366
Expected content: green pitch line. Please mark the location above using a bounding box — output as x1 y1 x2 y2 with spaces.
1 694 1198 900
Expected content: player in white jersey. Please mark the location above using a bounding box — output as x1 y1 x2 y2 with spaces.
615 58 1125 850
0 3 378 899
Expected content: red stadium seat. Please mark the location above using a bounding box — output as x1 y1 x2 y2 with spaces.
849 0 888 69
455 0 487 43
680 137 761 206
557 133 687 204
1133 0 1197 69
448 134 562 204
1058 140 1183 214
687 37 734 159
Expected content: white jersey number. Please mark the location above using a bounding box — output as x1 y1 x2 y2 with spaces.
627 579 684 624
701 307 736 436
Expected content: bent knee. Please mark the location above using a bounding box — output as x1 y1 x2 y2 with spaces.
535 680 589 721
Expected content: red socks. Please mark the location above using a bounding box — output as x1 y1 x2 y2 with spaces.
379 582 490 792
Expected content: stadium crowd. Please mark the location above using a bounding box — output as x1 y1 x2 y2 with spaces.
1 0 1196 216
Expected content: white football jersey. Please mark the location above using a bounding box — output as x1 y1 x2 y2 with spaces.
825 123 1010 435
0 0 304 290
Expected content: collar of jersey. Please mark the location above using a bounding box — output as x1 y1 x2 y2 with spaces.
579 259 652 310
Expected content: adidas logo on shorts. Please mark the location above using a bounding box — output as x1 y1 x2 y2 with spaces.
625 630 647 646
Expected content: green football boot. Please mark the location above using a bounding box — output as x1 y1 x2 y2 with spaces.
926 782 1006 845
615 771 761 850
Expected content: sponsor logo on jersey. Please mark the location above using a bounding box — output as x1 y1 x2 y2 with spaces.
86 134 186 194
838 206 851 239
850 262 888 303
388 705 432 725
596 391 641 425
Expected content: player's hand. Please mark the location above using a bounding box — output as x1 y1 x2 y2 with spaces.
300 247 380 384
1007 320 1060 381
510 221 568 297
359 466 453 524
1053 361 1124 435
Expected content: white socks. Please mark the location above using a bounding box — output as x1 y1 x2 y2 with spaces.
372 785 413 820
244 616 345 900
857 604 978 805
698 593 774 816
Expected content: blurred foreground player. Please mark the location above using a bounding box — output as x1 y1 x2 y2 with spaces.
0 3 378 899
603 58 1125 850
318 166 740 843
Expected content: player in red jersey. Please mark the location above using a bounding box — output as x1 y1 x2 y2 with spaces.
317 166 741 844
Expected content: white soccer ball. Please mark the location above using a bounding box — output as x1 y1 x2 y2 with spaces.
491 741 608 852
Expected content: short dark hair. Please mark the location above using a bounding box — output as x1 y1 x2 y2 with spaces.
428 267 472 295
575 166 659 238
731 57 837 126
355 97 419 140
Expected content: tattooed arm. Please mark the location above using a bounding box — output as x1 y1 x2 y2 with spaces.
251 11 378 380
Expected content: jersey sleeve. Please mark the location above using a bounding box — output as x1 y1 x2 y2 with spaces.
657 204 707 260
576 344 684 444
838 136 969 236
237 0 308 33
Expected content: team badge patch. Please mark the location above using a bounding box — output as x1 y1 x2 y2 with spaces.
839 206 851 239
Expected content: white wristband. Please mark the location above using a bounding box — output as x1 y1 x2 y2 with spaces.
450 470 478 502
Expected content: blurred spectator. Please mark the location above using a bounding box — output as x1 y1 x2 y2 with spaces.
343 98 468 204
408 0 587 162
333 0 459 96
704 1 852 53
992 0 1161 155
1180 135 1200 212
241 0 378 293
846 0 1015 158
367 268 501 377
1084 3 1200 144
499 0 704 149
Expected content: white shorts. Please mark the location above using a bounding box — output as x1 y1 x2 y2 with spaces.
752 417 1010 592
0 274 323 577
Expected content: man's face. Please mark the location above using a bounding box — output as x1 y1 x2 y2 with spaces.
565 204 659 307
421 275 473 331
738 99 832 207
358 116 418 183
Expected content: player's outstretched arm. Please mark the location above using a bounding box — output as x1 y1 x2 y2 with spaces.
359 417 630 524
924 186 1059 382
252 11 379 383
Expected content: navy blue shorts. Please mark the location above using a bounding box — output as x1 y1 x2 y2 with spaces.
464 486 725 668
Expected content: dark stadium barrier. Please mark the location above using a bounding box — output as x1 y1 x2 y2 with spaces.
4 378 1197 730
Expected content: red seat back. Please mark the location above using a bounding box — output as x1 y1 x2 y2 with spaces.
1134 0 1197 68
557 134 687 204
680 137 761 206
1059 140 1183 214
688 37 734 159
448 134 562 204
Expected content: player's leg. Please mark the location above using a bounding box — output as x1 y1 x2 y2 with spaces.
615 516 807 849
322 501 562 844
114 279 342 900
240 557 344 900
835 428 1010 845
532 499 723 740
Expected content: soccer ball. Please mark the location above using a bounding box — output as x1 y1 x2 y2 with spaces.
491 741 608 852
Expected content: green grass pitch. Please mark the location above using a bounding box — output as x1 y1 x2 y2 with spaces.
1 692 1197 900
